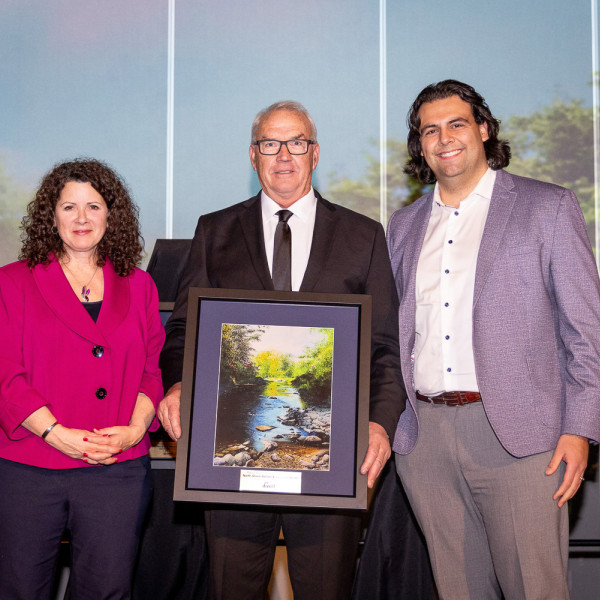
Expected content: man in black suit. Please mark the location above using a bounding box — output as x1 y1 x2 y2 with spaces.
158 101 405 600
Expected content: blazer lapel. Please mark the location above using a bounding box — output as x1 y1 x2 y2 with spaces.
97 261 130 337
238 194 274 290
33 259 108 345
299 194 337 292
400 197 433 347
473 170 517 307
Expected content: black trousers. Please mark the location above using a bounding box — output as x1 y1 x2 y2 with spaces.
0 456 152 600
205 506 362 600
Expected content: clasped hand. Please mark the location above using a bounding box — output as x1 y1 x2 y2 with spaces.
45 423 146 465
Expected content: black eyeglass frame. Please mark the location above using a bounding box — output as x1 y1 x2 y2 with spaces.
254 139 316 155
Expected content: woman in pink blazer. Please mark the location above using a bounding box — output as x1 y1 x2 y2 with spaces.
0 159 165 599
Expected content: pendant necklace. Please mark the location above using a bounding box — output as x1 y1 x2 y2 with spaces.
61 261 99 302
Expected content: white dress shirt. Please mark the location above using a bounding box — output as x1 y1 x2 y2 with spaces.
413 169 496 395
261 189 317 292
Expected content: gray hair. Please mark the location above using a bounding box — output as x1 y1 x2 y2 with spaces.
250 100 318 144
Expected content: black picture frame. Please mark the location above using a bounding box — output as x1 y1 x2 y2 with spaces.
174 288 372 509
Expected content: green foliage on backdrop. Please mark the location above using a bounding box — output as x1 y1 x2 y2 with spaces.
326 97 596 248
0 161 30 267
327 139 432 219
504 99 594 241
0 97 596 267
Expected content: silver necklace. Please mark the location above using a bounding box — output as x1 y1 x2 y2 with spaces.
61 262 99 302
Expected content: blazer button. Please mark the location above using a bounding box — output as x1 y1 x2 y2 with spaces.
92 345 104 358
96 388 107 400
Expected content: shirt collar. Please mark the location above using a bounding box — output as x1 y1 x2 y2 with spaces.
432 168 497 207
260 187 317 222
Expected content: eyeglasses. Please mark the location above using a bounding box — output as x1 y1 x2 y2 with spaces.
254 139 315 155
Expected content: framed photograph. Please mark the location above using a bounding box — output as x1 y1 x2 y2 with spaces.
174 288 372 509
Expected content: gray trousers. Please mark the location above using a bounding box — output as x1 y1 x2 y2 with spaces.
395 402 569 600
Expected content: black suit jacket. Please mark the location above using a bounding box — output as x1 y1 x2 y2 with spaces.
160 191 405 438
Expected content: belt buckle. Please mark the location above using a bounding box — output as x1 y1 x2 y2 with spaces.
428 394 444 405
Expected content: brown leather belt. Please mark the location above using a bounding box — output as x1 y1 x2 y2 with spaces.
416 391 482 406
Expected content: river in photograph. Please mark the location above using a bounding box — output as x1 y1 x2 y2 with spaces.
215 380 313 452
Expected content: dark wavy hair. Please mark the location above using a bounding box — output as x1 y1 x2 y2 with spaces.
405 79 511 184
20 158 143 277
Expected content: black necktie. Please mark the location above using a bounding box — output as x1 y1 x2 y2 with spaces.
272 209 293 291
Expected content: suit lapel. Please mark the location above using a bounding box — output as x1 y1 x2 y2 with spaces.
33 259 108 345
473 170 517 307
238 194 274 290
299 194 337 292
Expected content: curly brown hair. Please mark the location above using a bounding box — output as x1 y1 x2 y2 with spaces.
405 79 511 185
20 158 143 277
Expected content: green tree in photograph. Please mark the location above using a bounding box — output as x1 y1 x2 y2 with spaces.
279 354 294 378
254 350 294 379
0 159 30 267
292 328 334 404
254 350 276 378
220 323 263 385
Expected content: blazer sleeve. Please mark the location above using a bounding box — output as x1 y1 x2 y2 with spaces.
0 269 48 439
139 272 167 431
366 224 407 440
549 189 600 443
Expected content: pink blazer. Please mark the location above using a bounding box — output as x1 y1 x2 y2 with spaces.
0 258 165 469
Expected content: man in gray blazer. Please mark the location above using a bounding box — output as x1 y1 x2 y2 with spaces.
387 79 600 599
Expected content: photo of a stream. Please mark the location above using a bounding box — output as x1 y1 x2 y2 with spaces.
213 324 333 471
